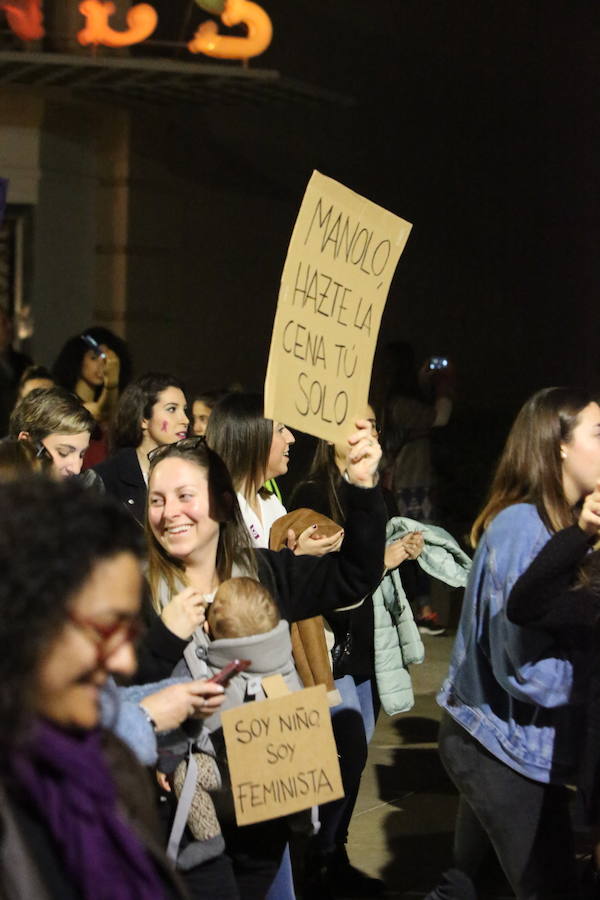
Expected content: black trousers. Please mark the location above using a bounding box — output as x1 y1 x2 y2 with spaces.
426 712 580 900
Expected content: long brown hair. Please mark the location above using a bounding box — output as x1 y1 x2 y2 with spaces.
291 440 345 525
145 439 257 611
470 386 593 547
205 393 273 503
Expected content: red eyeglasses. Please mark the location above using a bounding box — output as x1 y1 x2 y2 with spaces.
68 612 143 664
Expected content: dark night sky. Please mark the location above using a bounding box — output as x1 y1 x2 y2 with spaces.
136 0 599 415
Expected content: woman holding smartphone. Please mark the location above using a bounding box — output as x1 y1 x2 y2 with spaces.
52 333 121 466
10 386 95 479
426 387 600 900
137 425 386 899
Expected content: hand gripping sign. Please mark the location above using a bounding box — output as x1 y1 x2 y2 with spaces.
265 171 412 444
221 676 344 826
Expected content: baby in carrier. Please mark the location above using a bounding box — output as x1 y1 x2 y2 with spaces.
160 577 302 867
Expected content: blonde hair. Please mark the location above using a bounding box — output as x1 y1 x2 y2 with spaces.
9 387 94 442
207 577 279 640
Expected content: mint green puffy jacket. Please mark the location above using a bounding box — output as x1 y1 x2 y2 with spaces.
373 516 472 716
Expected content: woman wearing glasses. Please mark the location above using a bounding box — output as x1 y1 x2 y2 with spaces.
94 373 189 525
138 427 386 898
0 477 190 899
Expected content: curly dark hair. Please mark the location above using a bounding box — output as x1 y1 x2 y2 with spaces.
52 334 98 395
112 372 187 450
0 477 144 747
84 326 133 392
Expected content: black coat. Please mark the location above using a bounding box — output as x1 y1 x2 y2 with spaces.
94 448 146 526
506 524 600 820
135 480 388 684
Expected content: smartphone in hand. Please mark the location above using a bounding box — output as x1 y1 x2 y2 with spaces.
208 659 251 687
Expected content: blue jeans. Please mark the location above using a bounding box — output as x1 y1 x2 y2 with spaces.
316 675 379 852
266 844 294 900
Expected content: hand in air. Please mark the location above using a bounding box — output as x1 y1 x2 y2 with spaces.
578 483 600 537
345 419 382 487
103 347 120 390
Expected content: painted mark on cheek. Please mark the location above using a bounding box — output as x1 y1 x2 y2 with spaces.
160 420 168 433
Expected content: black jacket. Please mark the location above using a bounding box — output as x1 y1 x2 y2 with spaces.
94 448 146 526
135 480 387 684
507 524 600 820
289 474 415 681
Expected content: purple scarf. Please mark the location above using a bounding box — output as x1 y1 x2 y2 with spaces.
9 719 168 900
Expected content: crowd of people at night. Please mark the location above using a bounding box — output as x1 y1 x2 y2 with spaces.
1 316 600 900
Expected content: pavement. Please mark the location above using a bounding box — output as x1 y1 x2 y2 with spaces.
346 618 593 900
346 601 530 900
347 631 459 899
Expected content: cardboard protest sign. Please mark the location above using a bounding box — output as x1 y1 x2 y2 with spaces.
265 171 412 443
221 683 343 826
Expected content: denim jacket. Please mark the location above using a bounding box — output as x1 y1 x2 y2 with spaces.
438 503 584 784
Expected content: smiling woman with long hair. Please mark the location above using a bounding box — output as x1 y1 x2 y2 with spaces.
205 393 294 549
426 387 600 900
135 426 386 899
205 393 343 564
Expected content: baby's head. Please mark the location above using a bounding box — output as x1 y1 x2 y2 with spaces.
207 577 279 640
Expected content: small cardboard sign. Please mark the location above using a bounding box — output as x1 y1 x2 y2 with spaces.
221 683 344 826
264 170 412 443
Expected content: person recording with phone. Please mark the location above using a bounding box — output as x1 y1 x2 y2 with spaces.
52 333 121 466
377 340 455 634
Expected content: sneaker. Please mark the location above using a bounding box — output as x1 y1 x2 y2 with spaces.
416 613 446 636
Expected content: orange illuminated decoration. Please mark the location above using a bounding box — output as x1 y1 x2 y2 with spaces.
0 0 44 40
188 0 272 60
77 0 158 48
1 0 273 60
